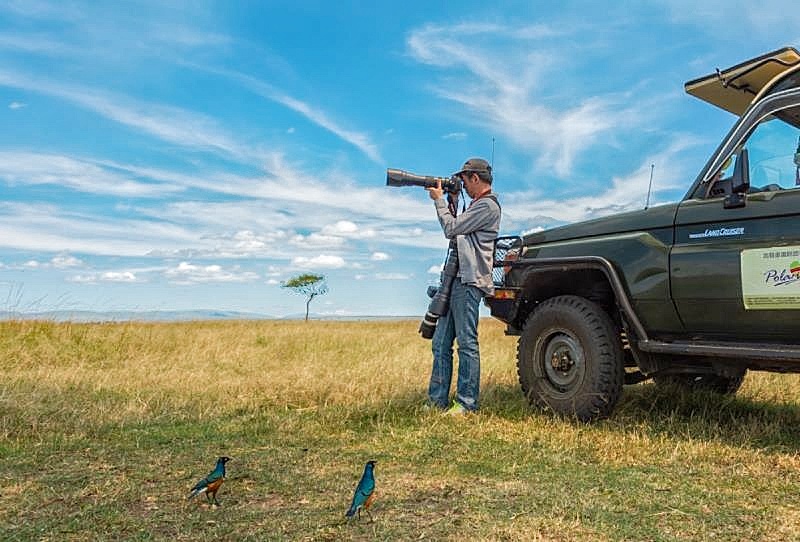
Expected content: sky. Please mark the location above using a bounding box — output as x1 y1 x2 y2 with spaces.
1 0 799 318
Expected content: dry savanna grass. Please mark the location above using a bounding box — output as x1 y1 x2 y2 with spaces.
2 318 800 541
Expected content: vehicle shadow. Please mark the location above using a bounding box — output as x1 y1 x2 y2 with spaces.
476 379 800 452
351 374 800 453
612 381 800 451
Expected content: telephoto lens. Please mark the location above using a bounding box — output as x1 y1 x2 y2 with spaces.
386 169 462 194
418 311 440 339
418 242 459 339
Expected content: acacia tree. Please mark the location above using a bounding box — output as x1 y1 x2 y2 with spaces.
281 273 329 321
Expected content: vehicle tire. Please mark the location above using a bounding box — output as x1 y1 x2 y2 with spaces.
517 295 624 422
653 371 746 395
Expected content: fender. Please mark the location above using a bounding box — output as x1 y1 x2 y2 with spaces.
509 256 650 343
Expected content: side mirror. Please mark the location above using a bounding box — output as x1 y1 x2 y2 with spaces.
724 148 750 209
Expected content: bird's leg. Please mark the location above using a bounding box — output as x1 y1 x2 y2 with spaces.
366 509 374 523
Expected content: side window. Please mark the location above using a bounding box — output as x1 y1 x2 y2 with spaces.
706 154 738 198
743 113 800 192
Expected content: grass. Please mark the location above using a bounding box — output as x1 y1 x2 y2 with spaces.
2 318 800 540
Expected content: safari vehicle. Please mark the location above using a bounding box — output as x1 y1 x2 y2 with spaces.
489 47 800 422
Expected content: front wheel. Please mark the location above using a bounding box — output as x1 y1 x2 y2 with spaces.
517 295 624 422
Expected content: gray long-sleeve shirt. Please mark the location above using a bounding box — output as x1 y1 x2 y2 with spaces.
434 193 501 295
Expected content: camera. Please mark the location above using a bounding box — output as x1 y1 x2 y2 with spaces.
386 168 462 194
419 240 459 339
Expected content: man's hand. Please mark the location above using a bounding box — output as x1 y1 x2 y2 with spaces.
426 179 444 201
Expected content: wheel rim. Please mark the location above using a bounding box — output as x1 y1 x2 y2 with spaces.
538 330 585 394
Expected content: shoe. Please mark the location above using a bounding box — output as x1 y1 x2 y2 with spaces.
445 402 468 416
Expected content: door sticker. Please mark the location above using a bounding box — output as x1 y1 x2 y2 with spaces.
741 246 800 309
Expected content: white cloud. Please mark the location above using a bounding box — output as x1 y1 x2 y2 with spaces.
320 220 376 239
8 101 26 109
375 273 412 280
0 151 183 197
0 70 257 161
24 260 39 268
500 136 700 229
68 271 140 283
202 67 383 163
101 271 138 282
290 232 347 248
663 0 800 36
266 278 279 285
291 254 346 269
428 264 443 274
371 252 390 261
407 23 647 177
442 132 467 140
323 220 358 235
0 202 201 256
178 63 381 163
51 253 82 268
165 261 259 284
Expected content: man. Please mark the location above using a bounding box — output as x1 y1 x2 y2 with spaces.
425 157 501 414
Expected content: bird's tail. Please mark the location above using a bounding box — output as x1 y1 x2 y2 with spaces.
345 505 357 518
187 487 207 501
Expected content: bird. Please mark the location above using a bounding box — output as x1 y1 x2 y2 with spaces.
345 460 376 521
187 456 231 506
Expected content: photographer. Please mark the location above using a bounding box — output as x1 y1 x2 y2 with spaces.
425 157 501 415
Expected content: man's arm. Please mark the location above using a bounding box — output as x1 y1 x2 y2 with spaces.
434 197 498 238
426 178 498 237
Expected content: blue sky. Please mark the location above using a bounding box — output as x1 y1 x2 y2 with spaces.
1 0 799 317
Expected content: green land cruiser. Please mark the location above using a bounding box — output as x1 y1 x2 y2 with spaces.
489 47 800 421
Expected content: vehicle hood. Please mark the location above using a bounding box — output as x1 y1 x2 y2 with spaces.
523 202 679 246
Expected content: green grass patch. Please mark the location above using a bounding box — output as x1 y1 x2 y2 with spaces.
2 319 800 540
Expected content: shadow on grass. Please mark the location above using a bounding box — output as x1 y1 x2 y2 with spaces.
345 378 800 453
613 381 800 450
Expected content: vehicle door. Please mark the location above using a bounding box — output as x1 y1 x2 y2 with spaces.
672 95 800 341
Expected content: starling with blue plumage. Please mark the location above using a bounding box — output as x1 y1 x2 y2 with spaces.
187 456 231 506
346 460 376 521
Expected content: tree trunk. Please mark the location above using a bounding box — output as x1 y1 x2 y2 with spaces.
305 293 316 321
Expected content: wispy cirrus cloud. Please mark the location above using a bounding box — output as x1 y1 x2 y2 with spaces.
661 0 800 37
0 151 183 197
407 23 648 177
187 65 382 163
0 70 255 161
0 32 78 55
0 202 200 256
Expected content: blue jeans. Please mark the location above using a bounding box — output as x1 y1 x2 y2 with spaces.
428 280 483 411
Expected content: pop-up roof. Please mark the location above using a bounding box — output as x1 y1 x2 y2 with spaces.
685 47 800 116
